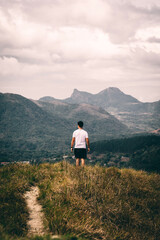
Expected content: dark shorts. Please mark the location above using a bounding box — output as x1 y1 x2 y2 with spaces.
74 148 87 159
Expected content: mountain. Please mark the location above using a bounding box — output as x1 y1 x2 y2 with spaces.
0 93 72 140
64 88 160 132
0 93 72 161
0 92 128 162
37 99 129 142
39 96 56 102
1 88 159 162
65 87 140 110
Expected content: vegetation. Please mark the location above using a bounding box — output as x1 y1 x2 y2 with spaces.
0 164 37 237
0 92 129 163
91 135 160 154
0 162 160 240
90 135 160 173
1 92 160 163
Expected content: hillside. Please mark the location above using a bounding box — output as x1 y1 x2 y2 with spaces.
37 100 129 141
0 162 160 240
1 89 159 163
0 93 71 140
0 92 129 162
90 135 160 172
0 93 73 161
63 88 160 132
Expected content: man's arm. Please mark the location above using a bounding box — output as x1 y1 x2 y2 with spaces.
86 138 90 152
71 137 75 152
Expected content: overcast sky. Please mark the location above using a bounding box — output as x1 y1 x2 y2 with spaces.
0 0 160 102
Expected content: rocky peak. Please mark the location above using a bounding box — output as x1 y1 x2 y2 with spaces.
71 89 81 97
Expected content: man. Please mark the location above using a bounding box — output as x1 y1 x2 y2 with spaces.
71 121 90 166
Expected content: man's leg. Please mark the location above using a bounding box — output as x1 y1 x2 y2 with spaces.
81 158 85 166
76 158 80 166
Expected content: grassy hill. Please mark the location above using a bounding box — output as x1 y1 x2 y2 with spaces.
0 162 160 240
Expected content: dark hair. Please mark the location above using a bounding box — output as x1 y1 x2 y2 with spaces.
78 121 83 128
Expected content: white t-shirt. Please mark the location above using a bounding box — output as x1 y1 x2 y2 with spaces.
72 129 88 149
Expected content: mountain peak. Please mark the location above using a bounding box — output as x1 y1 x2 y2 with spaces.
98 87 122 95
64 87 140 108
72 87 123 96
39 96 55 102
71 88 92 97
108 87 122 92
73 88 79 93
71 89 81 97
71 88 80 96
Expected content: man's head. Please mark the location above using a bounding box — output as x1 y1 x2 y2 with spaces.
78 121 83 128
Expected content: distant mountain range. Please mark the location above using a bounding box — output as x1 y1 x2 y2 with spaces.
40 87 160 132
0 89 131 161
0 87 159 161
64 87 140 109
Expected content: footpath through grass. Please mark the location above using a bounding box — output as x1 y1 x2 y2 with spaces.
0 162 160 240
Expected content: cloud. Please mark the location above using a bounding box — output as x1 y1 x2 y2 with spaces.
20 0 110 29
147 37 160 43
0 0 160 101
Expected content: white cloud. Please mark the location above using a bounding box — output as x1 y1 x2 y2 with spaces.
0 0 160 101
21 0 110 28
0 57 19 75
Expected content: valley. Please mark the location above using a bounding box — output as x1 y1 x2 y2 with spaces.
0 87 159 167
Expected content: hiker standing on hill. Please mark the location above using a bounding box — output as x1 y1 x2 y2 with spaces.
71 121 90 166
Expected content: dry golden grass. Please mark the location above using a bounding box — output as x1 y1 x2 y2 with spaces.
37 162 160 240
0 162 160 240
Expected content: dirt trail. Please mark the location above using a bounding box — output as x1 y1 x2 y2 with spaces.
24 186 61 239
24 186 46 236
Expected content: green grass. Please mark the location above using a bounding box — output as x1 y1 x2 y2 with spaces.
0 162 160 240
0 164 39 237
